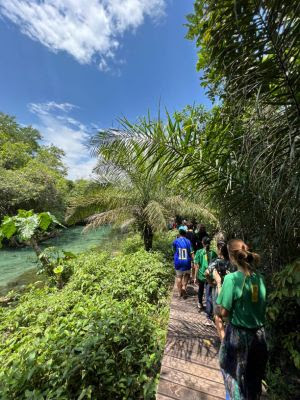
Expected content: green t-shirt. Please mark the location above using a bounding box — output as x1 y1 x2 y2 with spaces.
194 248 217 282
216 271 266 329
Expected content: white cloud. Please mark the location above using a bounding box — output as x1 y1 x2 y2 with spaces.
29 101 98 180
0 0 166 68
28 101 77 115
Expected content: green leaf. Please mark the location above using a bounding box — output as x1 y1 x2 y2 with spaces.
53 265 64 274
48 213 65 228
17 209 34 218
17 215 39 241
62 251 76 260
38 212 53 231
1 217 17 239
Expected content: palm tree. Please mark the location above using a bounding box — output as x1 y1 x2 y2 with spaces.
66 137 217 251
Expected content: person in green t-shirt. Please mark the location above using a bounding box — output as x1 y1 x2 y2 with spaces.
215 239 268 400
194 236 217 316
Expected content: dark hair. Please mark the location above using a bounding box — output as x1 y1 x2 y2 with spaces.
179 228 187 236
187 223 193 230
199 224 206 232
227 239 260 271
202 236 211 251
217 240 229 260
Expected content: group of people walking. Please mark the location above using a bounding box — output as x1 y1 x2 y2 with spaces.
172 221 268 400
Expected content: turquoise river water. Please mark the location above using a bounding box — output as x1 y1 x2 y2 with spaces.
0 226 111 287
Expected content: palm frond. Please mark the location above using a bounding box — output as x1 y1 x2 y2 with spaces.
83 207 132 233
120 218 136 231
93 159 131 186
144 201 167 232
66 186 134 225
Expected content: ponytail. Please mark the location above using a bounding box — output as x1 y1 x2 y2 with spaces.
217 240 229 261
235 249 260 271
228 239 260 271
202 236 211 253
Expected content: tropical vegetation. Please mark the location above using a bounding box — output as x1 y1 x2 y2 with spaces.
0 113 71 221
0 0 299 399
0 240 173 399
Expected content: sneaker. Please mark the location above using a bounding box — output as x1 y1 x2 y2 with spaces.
204 317 214 327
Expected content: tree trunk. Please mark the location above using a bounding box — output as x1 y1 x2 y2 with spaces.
143 224 153 251
30 238 48 269
30 238 42 257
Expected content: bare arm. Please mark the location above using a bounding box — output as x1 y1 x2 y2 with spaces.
194 263 199 283
215 306 229 340
213 270 222 291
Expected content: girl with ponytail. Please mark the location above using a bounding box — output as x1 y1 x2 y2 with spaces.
215 239 268 400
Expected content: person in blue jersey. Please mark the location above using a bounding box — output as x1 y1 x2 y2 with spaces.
173 228 194 298
178 219 188 232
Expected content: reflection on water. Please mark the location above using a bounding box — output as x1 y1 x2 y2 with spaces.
0 226 111 287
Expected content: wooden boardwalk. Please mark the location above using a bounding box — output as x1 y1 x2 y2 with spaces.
156 283 226 400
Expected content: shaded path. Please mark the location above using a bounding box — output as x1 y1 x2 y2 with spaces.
156 283 226 400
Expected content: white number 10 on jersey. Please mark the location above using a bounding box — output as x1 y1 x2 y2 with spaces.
178 248 188 260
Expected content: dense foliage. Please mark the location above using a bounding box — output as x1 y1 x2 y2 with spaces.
0 210 63 247
0 113 71 220
185 0 300 265
0 242 173 399
0 210 68 286
185 4 300 396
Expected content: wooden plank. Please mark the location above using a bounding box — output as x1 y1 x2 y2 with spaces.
164 346 220 370
168 311 218 336
159 366 226 398
157 379 224 400
169 308 209 323
156 281 224 400
162 355 224 384
156 395 175 400
164 325 220 368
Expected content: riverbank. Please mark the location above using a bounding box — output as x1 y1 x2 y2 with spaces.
0 226 124 295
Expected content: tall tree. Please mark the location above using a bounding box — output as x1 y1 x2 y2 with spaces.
67 131 217 251
184 0 300 264
0 112 70 220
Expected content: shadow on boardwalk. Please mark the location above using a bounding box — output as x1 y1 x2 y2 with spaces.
156 282 225 400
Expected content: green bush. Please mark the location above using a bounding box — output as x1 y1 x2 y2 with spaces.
265 260 300 399
153 230 178 260
120 234 144 254
0 248 173 399
120 230 177 261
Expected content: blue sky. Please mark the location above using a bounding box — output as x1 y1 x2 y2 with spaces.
0 0 209 179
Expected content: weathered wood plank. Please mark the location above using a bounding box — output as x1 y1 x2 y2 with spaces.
156 282 224 400
159 366 226 398
164 344 220 370
156 394 175 400
164 320 220 369
157 378 225 400
162 355 224 384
